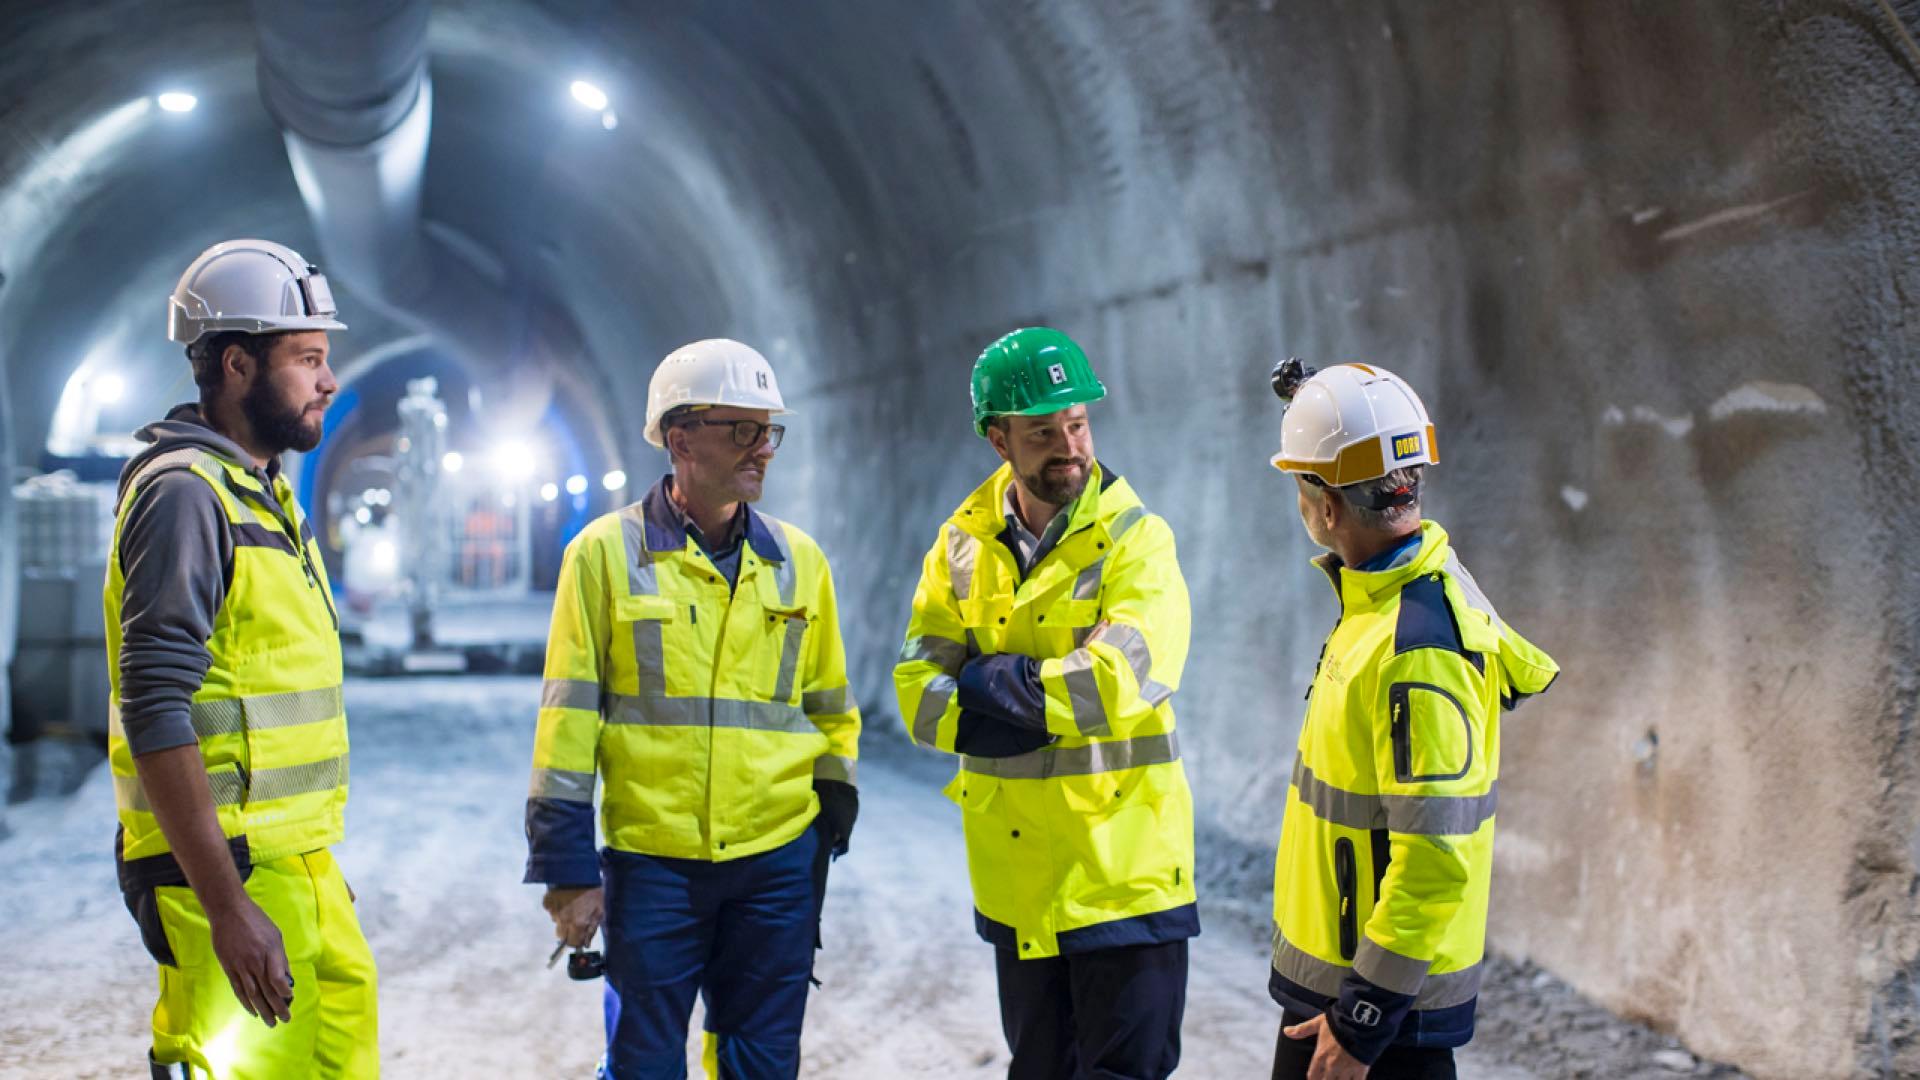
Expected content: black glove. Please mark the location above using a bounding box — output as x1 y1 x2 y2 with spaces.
813 778 858 858
953 709 1057 758
956 654 1048 730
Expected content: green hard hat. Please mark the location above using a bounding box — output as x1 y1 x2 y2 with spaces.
969 327 1107 437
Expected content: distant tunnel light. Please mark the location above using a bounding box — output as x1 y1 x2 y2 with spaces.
539 482 559 503
371 539 398 573
602 470 627 491
565 474 589 496
156 92 198 113
441 451 464 474
93 373 125 404
570 80 609 111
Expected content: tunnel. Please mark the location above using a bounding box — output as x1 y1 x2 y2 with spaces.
3 1 1918 1077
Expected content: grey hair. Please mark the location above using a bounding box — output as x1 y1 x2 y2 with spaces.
1341 465 1424 532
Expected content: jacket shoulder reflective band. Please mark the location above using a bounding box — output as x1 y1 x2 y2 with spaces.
893 462 1198 957
1270 520 1558 1058
526 492 860 878
106 445 348 866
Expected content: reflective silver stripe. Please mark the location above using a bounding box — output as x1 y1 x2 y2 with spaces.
1059 649 1110 737
771 617 806 703
1141 679 1175 707
1355 938 1432 996
189 686 344 739
1107 506 1147 544
1091 623 1153 687
247 753 348 803
1272 932 1483 1010
618 505 657 594
961 730 1179 780
618 506 667 690
1073 559 1105 600
946 526 978 601
1441 552 1502 626
1384 787 1497 836
542 678 601 712
603 694 817 735
1291 758 1497 835
530 767 596 802
802 686 853 716
116 767 247 813
120 448 216 513
913 674 956 746
114 772 152 813
813 754 857 784
766 519 797 607
899 635 966 674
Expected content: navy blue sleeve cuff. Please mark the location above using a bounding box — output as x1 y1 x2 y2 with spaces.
953 710 1057 757
1328 969 1417 1065
523 798 599 886
956 654 1047 730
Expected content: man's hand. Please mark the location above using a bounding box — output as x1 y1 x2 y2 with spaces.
1282 1013 1369 1080
813 778 858 858
208 895 294 1027
543 886 603 948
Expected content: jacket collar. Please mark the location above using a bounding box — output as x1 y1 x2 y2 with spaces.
640 474 786 562
949 460 1135 541
1316 519 1452 612
119 402 279 503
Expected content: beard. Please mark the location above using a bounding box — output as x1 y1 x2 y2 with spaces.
1019 456 1091 507
243 376 324 454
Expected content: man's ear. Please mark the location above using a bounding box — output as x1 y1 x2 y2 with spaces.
222 342 256 385
664 425 687 463
985 424 1011 464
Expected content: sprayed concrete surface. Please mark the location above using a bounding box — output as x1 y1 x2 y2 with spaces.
0 677 1745 1077
2 3 1920 1076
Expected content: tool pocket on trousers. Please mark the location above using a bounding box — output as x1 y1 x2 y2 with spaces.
1389 681 1474 784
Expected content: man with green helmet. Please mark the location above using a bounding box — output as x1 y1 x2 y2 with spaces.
895 327 1197 1079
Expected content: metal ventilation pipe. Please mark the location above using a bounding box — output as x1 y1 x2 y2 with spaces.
249 0 529 399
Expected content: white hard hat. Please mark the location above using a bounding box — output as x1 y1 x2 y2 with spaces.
168 239 347 345
1270 363 1438 486
644 339 791 449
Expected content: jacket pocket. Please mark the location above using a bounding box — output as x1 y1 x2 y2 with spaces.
1334 836 1358 962
1389 681 1474 784
613 594 677 691
764 605 811 703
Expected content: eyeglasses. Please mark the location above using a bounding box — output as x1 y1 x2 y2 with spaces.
681 418 785 449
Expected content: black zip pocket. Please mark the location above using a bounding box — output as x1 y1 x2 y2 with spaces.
1334 837 1358 961
1389 682 1473 784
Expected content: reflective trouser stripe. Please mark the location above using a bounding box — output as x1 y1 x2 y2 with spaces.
542 678 601 711
1291 757 1498 835
114 753 349 813
899 635 965 674
1272 932 1481 1010
813 754 857 783
960 730 1179 779
530 766 597 802
946 526 978 601
602 693 817 734
913 675 957 746
771 617 806 703
188 686 345 739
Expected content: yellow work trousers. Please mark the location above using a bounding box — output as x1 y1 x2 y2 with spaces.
150 848 378 1078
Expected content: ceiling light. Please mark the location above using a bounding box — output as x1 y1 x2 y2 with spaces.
602 470 627 491
93 373 125 404
441 451 464 474
539 483 559 502
570 80 608 111
156 92 197 113
565 474 589 496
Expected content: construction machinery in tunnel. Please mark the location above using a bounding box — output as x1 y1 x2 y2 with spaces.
2 2 1918 1076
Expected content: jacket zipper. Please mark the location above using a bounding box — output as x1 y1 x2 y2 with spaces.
1334 837 1358 961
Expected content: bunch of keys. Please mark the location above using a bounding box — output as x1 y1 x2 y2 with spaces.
548 939 606 981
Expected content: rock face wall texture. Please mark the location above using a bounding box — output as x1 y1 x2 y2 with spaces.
2 2 1917 1075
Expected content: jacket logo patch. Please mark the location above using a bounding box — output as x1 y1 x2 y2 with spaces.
1351 1001 1382 1027
1047 363 1067 385
1392 433 1423 460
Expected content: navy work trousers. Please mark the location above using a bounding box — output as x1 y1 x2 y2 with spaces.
600 825 821 1080
994 938 1188 1080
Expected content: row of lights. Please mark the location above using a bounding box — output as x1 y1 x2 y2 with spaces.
153 79 609 123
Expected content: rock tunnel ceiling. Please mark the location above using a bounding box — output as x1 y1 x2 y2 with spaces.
2 2 1919 1076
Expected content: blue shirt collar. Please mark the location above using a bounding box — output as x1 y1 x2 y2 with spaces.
1353 531 1424 573
641 475 786 562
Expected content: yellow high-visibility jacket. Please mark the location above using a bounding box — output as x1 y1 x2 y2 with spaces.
895 462 1197 959
106 445 348 868
525 479 860 884
1270 520 1558 1061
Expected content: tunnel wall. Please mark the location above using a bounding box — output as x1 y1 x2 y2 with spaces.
534 4 1920 1077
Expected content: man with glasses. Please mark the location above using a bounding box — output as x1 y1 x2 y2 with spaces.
525 339 861 1079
